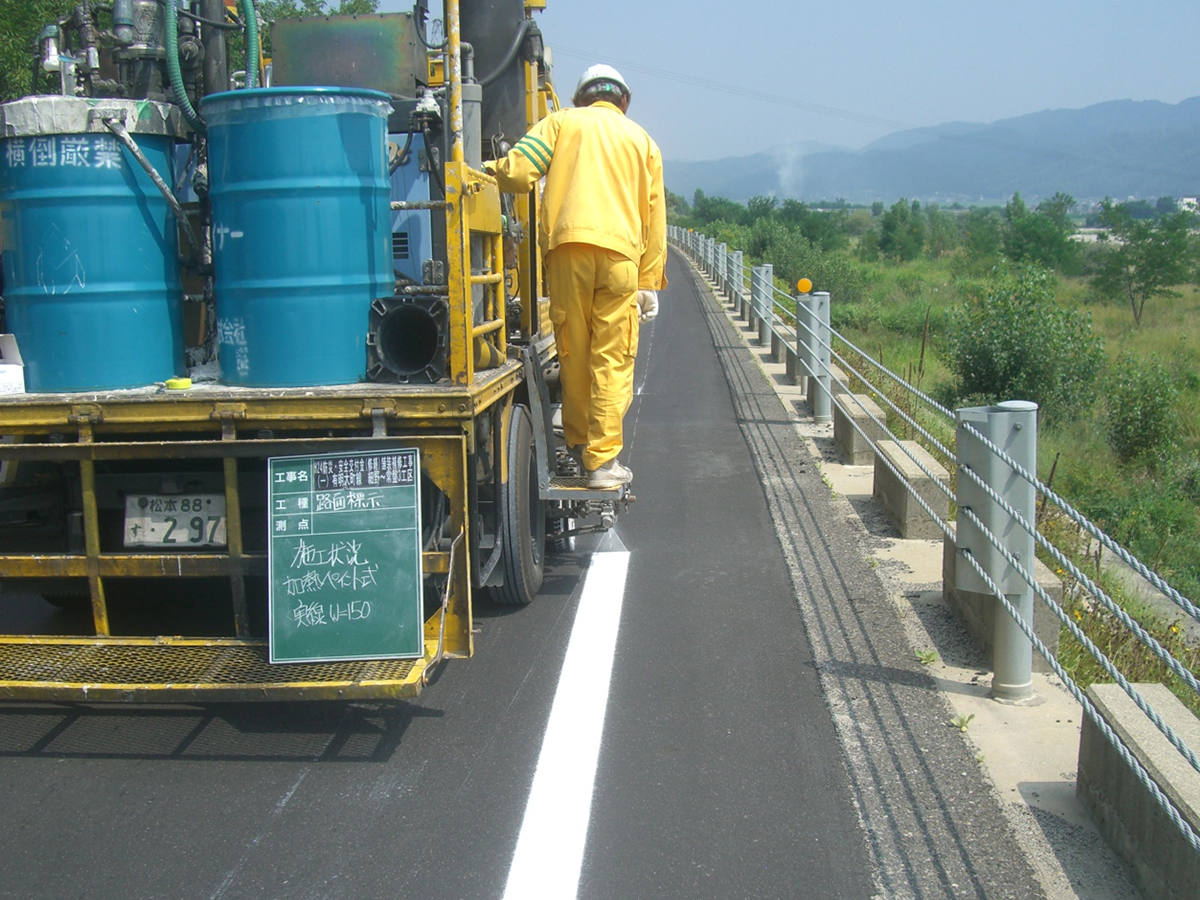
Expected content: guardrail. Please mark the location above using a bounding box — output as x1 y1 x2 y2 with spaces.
671 225 1200 877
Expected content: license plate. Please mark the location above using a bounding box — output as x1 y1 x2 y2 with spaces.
124 494 228 548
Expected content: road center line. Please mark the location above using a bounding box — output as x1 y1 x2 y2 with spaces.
502 550 631 900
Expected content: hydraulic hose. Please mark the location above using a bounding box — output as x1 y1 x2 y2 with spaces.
478 19 531 88
164 0 205 133
239 0 259 89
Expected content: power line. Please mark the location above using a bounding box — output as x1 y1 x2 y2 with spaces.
552 44 1196 185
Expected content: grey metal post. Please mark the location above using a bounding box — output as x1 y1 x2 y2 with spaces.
716 242 727 294
731 251 745 318
758 265 772 346
785 291 802 383
707 237 715 277
751 264 772 345
811 291 831 423
748 265 764 330
955 401 1038 703
795 293 812 392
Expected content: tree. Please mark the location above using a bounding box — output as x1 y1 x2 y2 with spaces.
690 190 746 228
1002 192 1077 272
777 199 847 252
1091 199 1197 327
924 205 961 258
260 1 380 17
259 1 380 55
0 1 76 101
878 199 924 261
665 189 690 221
1156 196 1179 217
745 195 778 223
0 3 381 102
946 266 1104 422
963 207 1003 263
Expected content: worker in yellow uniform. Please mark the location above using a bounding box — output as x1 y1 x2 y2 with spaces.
490 64 667 489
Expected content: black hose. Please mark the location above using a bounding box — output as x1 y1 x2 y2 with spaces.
423 125 445 197
478 19 531 88
413 1 445 51
151 0 240 30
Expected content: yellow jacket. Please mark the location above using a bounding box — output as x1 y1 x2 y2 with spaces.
492 101 667 290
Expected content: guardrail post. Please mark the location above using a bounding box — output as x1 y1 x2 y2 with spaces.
786 290 802 384
955 400 1038 703
751 264 772 345
747 266 762 328
810 291 831 423
758 265 772 346
724 250 734 305
706 237 715 277
716 242 727 294
795 292 812 392
731 251 745 318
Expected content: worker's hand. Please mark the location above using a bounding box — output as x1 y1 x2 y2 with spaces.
637 290 659 322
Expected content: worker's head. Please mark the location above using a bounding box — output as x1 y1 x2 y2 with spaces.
573 64 631 111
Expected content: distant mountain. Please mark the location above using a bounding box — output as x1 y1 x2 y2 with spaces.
666 142 845 203
666 98 1200 206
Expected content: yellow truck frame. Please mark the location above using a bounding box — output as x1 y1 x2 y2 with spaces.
0 0 594 702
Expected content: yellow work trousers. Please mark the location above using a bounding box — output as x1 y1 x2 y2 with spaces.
545 243 640 471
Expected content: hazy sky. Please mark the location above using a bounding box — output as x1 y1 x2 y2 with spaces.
375 1 1200 161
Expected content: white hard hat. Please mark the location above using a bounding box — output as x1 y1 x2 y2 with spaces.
573 64 631 107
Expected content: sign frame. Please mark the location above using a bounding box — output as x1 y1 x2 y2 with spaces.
267 447 424 664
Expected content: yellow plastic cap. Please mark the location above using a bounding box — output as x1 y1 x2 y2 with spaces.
165 377 192 390
797 278 813 294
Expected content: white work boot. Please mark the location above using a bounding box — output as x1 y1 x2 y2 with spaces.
587 458 632 489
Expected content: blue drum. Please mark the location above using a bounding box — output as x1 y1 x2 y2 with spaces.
204 87 393 386
0 97 185 392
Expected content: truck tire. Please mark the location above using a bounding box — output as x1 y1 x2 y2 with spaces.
488 405 545 605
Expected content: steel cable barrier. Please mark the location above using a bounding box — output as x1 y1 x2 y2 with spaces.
671 226 1200 854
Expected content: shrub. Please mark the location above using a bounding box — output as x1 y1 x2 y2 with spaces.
945 266 1104 422
830 301 881 333
1104 352 1181 464
879 301 948 337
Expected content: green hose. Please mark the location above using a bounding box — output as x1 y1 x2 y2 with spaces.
164 0 205 132
240 0 259 89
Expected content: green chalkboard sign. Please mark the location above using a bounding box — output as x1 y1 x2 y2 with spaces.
268 449 423 664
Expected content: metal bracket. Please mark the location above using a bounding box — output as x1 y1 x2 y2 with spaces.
521 344 556 497
68 405 103 426
210 403 247 421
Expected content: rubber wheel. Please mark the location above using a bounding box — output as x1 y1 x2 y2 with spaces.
488 405 546 605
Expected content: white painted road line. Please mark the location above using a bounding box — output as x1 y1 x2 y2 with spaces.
502 550 631 900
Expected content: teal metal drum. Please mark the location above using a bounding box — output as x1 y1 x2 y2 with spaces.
0 97 186 392
204 87 393 386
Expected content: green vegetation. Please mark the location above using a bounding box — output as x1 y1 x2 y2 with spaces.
0 0 76 101
674 189 1200 709
0 1 380 103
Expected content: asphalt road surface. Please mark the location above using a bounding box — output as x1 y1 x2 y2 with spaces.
0 249 1047 899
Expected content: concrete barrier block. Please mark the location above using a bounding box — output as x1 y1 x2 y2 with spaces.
833 392 889 465
941 522 1062 671
1078 683 1200 900
873 439 949 540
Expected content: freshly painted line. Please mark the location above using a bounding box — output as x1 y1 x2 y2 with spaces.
502 550 631 900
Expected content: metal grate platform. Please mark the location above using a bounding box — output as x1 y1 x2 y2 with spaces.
0 639 432 702
544 474 626 500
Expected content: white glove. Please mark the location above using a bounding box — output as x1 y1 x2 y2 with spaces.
637 290 659 322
